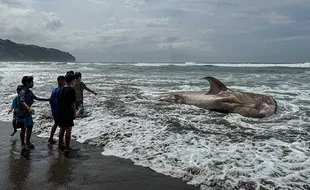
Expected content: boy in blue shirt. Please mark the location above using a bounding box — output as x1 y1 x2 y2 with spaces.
48 76 66 144
8 85 24 136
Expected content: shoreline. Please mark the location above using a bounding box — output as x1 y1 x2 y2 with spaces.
0 121 199 190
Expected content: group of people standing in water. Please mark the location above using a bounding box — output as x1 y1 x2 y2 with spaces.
8 71 97 152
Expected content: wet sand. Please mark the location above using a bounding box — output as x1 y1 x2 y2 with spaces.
0 121 199 190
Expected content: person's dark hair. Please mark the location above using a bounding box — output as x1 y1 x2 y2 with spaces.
65 73 75 83
74 72 82 79
66 71 74 75
21 76 33 86
16 85 24 94
57 75 66 82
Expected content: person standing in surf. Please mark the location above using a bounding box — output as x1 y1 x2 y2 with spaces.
17 76 50 150
8 85 24 136
57 73 76 151
48 75 66 144
73 72 97 115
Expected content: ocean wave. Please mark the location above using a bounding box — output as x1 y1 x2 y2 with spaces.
134 62 181 67
206 62 310 68
0 62 310 190
2 61 310 68
133 62 310 68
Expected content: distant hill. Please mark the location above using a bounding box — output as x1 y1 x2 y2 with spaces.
0 39 76 62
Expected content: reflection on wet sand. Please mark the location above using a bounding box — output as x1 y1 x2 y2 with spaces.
47 156 74 185
8 140 75 189
8 140 30 190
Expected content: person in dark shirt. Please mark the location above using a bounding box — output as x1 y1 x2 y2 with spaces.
74 72 97 115
17 76 50 150
48 76 66 144
8 85 24 136
57 73 76 151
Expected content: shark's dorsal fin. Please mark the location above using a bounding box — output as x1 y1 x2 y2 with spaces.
201 76 228 94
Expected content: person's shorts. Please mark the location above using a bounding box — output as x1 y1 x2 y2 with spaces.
59 116 74 128
16 121 24 128
17 115 34 128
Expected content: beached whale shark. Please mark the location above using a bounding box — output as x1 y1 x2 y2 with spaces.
159 76 278 118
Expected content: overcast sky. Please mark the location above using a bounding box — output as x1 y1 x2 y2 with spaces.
0 0 309 62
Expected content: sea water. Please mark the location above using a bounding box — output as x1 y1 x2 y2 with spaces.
0 62 309 189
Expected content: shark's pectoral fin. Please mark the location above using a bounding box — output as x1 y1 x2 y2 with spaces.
201 76 228 95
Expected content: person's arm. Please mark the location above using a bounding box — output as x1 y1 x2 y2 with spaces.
49 92 52 105
19 91 34 113
83 83 97 95
8 98 16 114
21 102 33 114
85 86 97 95
72 88 77 119
33 94 50 101
8 107 13 114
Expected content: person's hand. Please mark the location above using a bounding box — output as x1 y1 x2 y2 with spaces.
28 109 34 114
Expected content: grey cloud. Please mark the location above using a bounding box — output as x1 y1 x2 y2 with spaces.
124 0 145 8
1 0 32 7
0 0 309 62
42 12 63 30
85 0 108 5
165 37 179 43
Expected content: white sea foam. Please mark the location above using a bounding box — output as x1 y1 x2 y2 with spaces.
205 62 310 68
0 62 309 190
133 62 310 68
134 62 180 67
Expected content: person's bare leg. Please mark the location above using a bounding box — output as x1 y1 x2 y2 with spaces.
20 127 26 149
80 103 84 115
64 127 72 150
58 127 65 151
26 127 34 148
48 122 58 144
10 119 17 136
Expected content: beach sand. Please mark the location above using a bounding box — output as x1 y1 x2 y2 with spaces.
0 121 199 190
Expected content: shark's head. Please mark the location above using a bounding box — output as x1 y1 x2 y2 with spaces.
257 95 278 117
272 97 278 114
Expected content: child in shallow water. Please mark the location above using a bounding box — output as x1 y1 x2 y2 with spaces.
8 85 24 136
